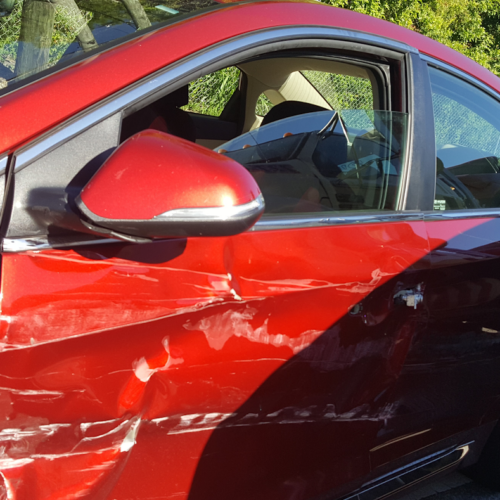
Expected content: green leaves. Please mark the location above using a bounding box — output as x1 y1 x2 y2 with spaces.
321 0 500 75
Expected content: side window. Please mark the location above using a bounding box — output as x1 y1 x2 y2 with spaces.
430 67 500 211
121 56 405 217
220 62 404 216
182 67 240 117
220 108 408 215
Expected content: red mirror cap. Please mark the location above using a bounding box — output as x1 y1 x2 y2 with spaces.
79 130 262 221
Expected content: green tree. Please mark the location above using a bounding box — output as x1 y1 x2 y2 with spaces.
321 0 500 75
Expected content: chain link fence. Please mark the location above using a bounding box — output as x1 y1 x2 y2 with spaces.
183 67 374 119
302 70 373 110
182 66 240 116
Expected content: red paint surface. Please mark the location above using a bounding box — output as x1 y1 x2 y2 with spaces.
2 2 500 496
1 0 499 156
81 130 261 220
0 220 434 499
1 213 500 498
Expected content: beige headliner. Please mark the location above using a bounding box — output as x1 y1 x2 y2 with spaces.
240 57 371 88
239 56 374 131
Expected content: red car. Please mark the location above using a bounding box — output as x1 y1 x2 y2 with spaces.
1 0 500 498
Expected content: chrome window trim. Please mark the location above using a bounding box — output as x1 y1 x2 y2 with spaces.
0 156 8 176
420 54 500 101
252 211 423 231
8 25 418 251
14 26 416 173
7 207 500 251
4 211 424 252
424 209 500 222
2 236 119 253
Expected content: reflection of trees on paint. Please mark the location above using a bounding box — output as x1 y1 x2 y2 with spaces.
0 0 165 84
0 0 98 82
14 0 97 78
122 0 150 29
2 0 500 91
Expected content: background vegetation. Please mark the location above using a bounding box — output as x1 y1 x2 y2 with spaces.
322 0 500 76
183 0 500 116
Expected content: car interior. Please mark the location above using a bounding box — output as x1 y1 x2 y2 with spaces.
120 53 409 216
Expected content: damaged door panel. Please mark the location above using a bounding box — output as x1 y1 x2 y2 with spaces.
0 220 434 499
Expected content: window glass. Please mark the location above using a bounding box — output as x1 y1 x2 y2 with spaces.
182 67 240 117
0 0 220 93
430 66 500 210
219 109 408 215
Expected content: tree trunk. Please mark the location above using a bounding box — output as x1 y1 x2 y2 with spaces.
15 0 56 78
49 0 98 52
121 0 151 30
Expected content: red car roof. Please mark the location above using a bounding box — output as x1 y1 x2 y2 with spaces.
1 0 498 156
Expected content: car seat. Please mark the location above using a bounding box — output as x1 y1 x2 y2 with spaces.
261 100 328 126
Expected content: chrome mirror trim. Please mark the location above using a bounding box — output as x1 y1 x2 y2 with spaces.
156 194 265 222
76 192 265 239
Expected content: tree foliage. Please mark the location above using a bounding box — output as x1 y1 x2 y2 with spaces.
321 0 500 75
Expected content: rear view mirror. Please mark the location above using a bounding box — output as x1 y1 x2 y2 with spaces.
76 130 264 242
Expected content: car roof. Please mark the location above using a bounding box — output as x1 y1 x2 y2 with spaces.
1 0 498 155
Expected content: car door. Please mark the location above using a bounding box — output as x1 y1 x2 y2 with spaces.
416 60 500 453
0 31 437 500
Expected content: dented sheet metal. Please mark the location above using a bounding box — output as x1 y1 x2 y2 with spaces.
0 416 140 500
0 220 479 499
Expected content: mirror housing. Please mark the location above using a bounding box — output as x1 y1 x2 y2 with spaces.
76 130 264 241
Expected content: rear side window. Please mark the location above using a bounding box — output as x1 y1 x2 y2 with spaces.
183 67 240 117
430 67 500 211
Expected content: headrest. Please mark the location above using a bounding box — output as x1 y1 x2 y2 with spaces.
262 100 328 126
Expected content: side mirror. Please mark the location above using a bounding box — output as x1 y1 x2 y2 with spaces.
76 130 264 242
